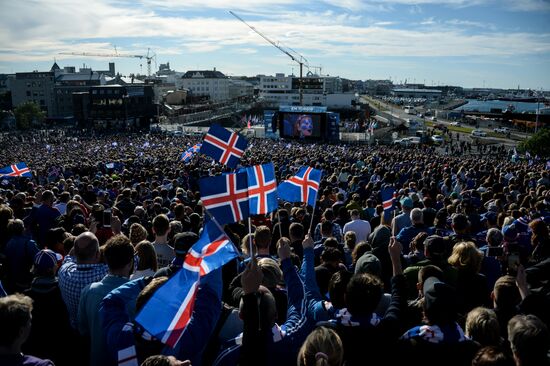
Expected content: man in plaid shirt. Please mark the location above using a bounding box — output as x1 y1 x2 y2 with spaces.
59 232 108 329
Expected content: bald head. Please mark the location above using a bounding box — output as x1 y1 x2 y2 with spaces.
74 232 100 263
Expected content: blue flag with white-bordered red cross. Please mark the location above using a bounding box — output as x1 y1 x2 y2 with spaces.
246 163 278 216
135 219 238 348
0 162 32 178
277 166 322 207
200 124 247 168
199 172 250 225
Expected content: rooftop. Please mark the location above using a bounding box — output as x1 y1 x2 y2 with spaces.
182 70 226 79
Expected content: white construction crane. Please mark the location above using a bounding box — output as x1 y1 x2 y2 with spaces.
59 48 157 76
229 10 309 105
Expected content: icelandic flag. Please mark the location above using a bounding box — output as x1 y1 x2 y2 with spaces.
0 162 32 178
179 143 202 163
199 172 249 225
381 187 397 222
246 163 278 216
277 166 322 207
135 220 238 347
200 124 247 168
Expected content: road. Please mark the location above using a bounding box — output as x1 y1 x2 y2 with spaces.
361 95 521 147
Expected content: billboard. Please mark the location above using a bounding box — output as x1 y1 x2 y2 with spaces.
281 113 322 138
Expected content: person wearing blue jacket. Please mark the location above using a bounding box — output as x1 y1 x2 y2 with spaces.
214 238 310 366
100 267 222 366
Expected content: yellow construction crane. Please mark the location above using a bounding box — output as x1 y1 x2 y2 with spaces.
229 10 309 106
58 48 157 76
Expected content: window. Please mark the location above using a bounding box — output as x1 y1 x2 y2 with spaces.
26 91 31 97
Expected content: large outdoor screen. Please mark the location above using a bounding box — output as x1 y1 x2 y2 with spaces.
281 113 322 138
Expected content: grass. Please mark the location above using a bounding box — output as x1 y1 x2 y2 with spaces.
424 121 474 134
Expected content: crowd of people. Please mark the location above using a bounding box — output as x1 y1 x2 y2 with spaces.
0 129 549 366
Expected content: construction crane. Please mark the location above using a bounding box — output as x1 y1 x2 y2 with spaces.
229 10 308 105
58 48 157 76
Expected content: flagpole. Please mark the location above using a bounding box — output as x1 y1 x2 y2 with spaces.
307 189 319 236
248 217 254 258
204 209 242 257
277 209 284 239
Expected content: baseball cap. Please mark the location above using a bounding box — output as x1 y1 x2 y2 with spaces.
34 249 62 272
424 235 447 258
400 197 414 209
354 253 382 277
173 232 199 256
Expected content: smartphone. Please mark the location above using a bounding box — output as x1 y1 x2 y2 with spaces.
487 246 504 257
103 209 112 228
507 253 520 274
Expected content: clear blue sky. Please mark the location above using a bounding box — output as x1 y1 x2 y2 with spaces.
1 0 549 89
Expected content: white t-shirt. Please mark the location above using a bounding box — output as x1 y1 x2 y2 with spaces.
343 218 372 242
153 242 175 269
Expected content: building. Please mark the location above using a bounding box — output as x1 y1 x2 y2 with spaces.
181 69 229 102
74 84 155 130
392 88 442 100
0 74 15 110
228 79 254 100
10 68 56 116
259 73 356 108
364 80 393 96
10 62 113 118
53 67 105 117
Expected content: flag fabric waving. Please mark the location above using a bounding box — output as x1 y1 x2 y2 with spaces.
277 166 322 207
199 172 249 225
0 162 32 178
179 143 202 163
200 124 247 168
246 163 278 216
135 220 238 348
381 187 397 222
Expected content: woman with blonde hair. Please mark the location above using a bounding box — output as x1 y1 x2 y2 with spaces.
448 241 491 313
298 327 343 366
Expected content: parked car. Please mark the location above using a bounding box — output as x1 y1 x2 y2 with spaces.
471 129 487 137
493 127 510 134
393 138 411 146
431 135 444 145
450 121 461 126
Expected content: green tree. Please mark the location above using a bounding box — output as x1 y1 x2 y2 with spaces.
519 128 550 157
13 102 45 130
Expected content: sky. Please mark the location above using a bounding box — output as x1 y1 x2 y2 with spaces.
1 0 550 89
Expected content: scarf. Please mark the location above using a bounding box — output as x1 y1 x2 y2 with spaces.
400 323 467 344
117 322 156 366
329 308 380 327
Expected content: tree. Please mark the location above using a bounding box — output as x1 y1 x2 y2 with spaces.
519 128 550 157
13 102 45 130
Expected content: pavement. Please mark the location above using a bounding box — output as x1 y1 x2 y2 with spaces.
360 95 522 147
